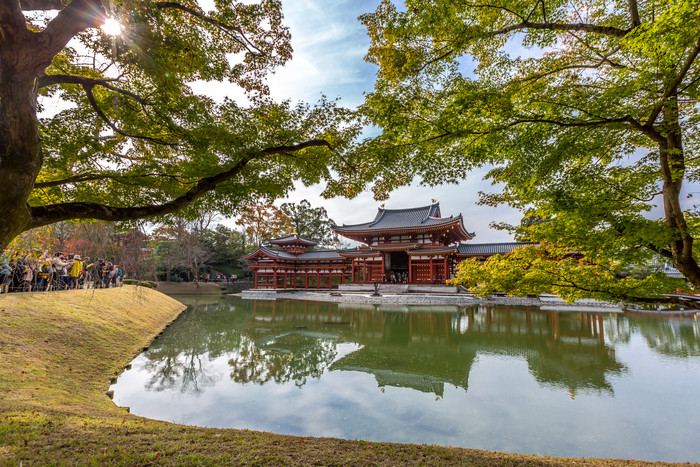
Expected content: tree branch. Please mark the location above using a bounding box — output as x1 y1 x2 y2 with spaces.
27 139 332 227
154 2 263 56
646 36 700 127
33 172 185 189
628 0 641 28
260 139 332 154
19 0 68 10
516 59 619 84
40 0 106 65
81 82 174 146
510 115 632 128
38 74 152 106
468 3 524 21
1 1 27 32
413 48 454 73
489 20 630 38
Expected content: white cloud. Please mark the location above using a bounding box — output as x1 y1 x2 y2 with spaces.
213 0 521 242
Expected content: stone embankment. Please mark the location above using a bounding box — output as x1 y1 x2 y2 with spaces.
239 288 622 311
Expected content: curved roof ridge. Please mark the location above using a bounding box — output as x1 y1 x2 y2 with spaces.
423 202 440 222
423 210 455 224
368 208 386 227
268 233 317 246
379 203 437 213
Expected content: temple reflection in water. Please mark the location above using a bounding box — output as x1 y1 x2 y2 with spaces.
244 300 626 398
138 297 699 400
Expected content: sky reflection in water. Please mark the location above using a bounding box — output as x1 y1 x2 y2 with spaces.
111 296 700 462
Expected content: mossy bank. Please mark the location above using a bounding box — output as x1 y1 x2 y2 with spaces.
0 287 687 465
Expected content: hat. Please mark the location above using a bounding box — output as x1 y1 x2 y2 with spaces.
74 255 81 260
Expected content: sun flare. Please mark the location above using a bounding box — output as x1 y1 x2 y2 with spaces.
101 18 122 36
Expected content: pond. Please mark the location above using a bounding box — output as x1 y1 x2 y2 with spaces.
110 296 700 462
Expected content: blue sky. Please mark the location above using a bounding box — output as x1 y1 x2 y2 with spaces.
209 0 523 242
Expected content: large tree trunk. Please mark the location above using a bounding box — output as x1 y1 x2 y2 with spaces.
0 23 44 252
658 98 700 287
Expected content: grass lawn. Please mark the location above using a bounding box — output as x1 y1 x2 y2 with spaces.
0 286 685 465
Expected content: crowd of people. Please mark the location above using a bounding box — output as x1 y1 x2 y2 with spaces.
0 250 124 293
385 271 409 284
202 273 238 283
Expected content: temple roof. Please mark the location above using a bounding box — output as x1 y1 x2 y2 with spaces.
243 246 350 262
406 246 458 256
457 242 533 256
334 203 475 240
242 246 297 261
268 234 318 247
338 249 382 258
297 250 347 261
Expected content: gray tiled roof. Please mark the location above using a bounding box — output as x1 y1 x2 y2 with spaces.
457 242 534 256
337 249 382 257
406 246 458 255
297 250 345 261
257 246 298 260
268 234 318 246
245 246 348 262
336 203 460 231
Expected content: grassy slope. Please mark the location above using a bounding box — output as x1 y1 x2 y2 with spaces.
0 288 686 466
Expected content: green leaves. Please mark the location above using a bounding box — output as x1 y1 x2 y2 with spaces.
280 199 341 248
450 243 689 303
360 0 700 292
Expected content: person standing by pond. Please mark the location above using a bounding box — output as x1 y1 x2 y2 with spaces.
51 252 70 291
0 254 11 293
67 255 82 289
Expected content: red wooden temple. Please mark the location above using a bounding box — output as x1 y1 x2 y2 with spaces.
244 202 528 289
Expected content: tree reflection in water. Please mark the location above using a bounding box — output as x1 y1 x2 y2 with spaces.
626 314 700 358
228 335 337 387
138 297 699 399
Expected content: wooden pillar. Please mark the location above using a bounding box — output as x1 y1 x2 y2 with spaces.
408 255 413 283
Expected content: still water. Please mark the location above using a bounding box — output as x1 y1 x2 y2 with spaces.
111 296 700 462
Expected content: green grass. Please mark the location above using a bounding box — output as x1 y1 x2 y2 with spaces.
0 287 686 465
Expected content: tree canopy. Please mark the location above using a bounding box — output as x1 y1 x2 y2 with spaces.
359 0 700 293
0 0 363 252
235 203 291 246
280 199 341 247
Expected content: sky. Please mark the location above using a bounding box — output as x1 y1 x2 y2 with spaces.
198 0 524 242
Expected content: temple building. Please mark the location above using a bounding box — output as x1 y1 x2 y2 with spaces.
244 202 529 289
242 234 350 289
